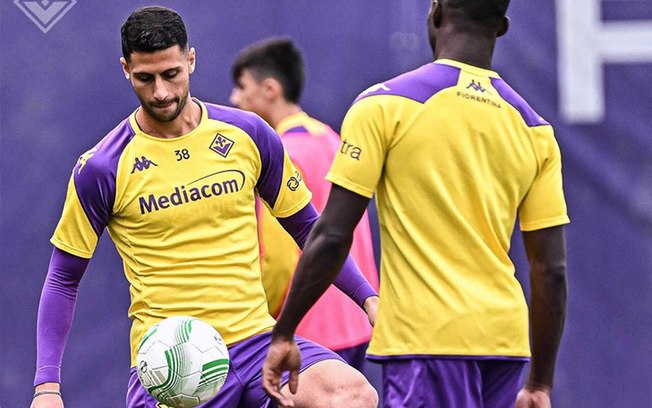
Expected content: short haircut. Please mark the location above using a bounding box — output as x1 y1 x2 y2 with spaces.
445 0 510 24
232 37 305 104
121 6 188 62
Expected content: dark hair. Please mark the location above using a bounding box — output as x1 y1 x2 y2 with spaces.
445 0 510 24
121 6 188 61
232 37 305 104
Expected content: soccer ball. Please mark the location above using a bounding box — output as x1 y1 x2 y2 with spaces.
136 316 230 408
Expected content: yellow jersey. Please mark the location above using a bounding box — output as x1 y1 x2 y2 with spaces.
328 59 569 358
51 100 312 365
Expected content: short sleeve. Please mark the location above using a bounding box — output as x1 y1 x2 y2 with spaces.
518 126 570 231
326 96 393 198
51 156 114 258
254 122 312 218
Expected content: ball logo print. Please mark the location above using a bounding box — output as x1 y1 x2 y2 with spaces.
136 316 230 408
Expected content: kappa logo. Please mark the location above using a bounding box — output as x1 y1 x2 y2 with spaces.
131 156 158 173
14 0 77 33
466 80 490 94
77 148 97 174
210 133 235 158
360 83 391 98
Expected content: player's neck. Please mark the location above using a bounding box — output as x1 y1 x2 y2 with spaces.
137 98 202 139
435 31 496 70
268 102 303 130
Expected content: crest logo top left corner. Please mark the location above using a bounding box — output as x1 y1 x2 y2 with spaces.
14 0 77 34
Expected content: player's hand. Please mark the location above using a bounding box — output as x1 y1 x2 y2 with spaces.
262 336 302 407
514 387 552 408
364 295 379 327
30 384 64 408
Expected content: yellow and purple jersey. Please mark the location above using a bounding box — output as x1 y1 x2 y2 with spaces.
51 100 311 366
328 59 569 358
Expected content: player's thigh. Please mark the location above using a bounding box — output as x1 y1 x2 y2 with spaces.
381 358 485 408
238 333 356 407
285 359 378 408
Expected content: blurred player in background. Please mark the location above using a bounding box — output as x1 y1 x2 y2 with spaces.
31 6 378 408
230 37 379 371
263 1 569 407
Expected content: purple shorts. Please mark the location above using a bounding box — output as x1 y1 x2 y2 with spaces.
334 342 369 371
126 331 343 408
379 357 526 408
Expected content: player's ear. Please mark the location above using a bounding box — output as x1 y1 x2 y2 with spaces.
497 16 510 37
263 77 282 101
430 0 443 28
187 47 196 75
120 57 130 80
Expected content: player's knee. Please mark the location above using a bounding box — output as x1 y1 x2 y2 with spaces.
352 379 378 408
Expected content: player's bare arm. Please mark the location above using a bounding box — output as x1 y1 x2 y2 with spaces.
517 225 567 406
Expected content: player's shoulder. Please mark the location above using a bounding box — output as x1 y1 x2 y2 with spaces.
354 62 461 105
73 117 136 176
490 78 550 127
280 113 337 140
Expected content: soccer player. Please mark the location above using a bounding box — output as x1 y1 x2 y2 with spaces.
229 37 379 370
263 1 569 408
31 6 378 408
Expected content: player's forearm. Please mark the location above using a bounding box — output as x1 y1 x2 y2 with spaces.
273 221 352 339
526 261 567 390
34 248 88 386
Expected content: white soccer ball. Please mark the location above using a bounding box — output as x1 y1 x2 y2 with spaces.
136 316 230 408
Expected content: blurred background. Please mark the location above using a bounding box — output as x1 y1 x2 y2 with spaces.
1 1 651 407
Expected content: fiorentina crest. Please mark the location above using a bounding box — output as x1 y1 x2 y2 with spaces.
14 0 77 33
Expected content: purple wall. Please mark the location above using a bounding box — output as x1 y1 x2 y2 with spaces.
1 1 651 407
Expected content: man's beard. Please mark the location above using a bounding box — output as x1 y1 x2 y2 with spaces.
139 92 189 123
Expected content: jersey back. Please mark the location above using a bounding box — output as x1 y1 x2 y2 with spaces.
327 59 569 358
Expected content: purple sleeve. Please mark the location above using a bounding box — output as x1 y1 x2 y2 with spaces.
34 247 89 386
278 203 377 308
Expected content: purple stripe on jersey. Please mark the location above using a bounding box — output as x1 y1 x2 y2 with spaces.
73 119 135 236
354 62 460 104
204 103 285 208
283 125 309 134
490 78 550 127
